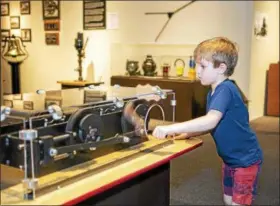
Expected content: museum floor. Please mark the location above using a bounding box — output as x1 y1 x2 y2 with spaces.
169 116 279 205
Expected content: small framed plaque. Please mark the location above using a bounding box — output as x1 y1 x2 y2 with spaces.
10 16 21 29
1 29 10 43
83 0 106 30
44 19 60 31
21 29 32 42
3 100 13 108
23 101 34 110
20 0 31 15
45 33 59 45
1 3 9 16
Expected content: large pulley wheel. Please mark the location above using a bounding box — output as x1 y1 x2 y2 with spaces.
121 99 150 134
65 107 103 143
78 113 104 143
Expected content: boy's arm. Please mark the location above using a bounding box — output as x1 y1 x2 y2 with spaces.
167 110 223 135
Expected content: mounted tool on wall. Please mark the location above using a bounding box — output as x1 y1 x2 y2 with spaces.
145 0 196 42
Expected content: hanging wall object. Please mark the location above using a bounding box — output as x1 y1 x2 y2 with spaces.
44 19 60 31
1 3 9 16
3 100 13 108
1 29 10 44
21 29 32 42
20 0 31 15
45 33 59 45
10 16 21 29
254 11 268 39
83 0 106 30
23 101 34 110
42 0 60 20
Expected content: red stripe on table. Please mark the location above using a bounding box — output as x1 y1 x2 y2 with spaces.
63 142 202 205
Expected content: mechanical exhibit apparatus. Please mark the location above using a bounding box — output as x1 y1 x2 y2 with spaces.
0 85 176 200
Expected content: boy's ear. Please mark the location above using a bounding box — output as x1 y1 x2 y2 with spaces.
218 63 227 74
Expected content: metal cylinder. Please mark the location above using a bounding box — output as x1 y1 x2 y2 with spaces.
19 129 38 141
53 134 70 143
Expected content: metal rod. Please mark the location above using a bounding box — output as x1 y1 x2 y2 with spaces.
145 12 169 15
30 139 36 198
173 0 196 14
144 103 165 136
23 140 27 179
28 114 53 129
8 115 27 129
155 18 171 42
172 93 176 122
53 134 71 143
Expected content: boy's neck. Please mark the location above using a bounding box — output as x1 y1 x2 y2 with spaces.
211 76 228 92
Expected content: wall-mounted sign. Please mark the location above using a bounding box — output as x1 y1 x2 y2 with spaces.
21 29 32 42
44 19 60 31
10 16 20 29
23 101 34 110
83 0 106 30
45 33 59 45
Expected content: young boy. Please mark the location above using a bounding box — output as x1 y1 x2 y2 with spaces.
152 37 263 205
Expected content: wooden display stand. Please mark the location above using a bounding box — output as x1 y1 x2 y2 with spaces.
57 80 104 89
111 75 209 122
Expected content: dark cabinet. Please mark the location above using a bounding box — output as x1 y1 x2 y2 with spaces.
111 76 209 122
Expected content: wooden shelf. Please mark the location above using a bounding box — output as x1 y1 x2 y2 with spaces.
57 80 104 89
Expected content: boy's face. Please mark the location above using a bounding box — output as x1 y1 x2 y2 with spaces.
195 58 221 86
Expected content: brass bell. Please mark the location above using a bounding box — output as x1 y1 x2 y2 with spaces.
1 35 28 63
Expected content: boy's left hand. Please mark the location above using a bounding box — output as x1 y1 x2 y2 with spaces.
152 125 172 139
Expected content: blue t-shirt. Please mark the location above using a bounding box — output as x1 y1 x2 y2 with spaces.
207 79 263 168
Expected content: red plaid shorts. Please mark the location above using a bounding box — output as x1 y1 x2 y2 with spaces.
222 160 261 205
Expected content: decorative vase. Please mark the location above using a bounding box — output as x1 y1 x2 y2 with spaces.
142 55 157 76
126 60 140 76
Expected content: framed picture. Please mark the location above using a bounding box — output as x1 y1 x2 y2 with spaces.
23 101 34 110
1 3 9 16
44 19 60 31
1 29 10 42
45 33 59 45
20 0 31 15
83 0 106 30
43 0 60 20
10 16 21 29
254 11 268 39
21 29 32 42
3 100 13 108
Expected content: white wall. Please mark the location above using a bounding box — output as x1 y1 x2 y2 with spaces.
248 1 279 120
1 1 254 95
109 1 254 96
